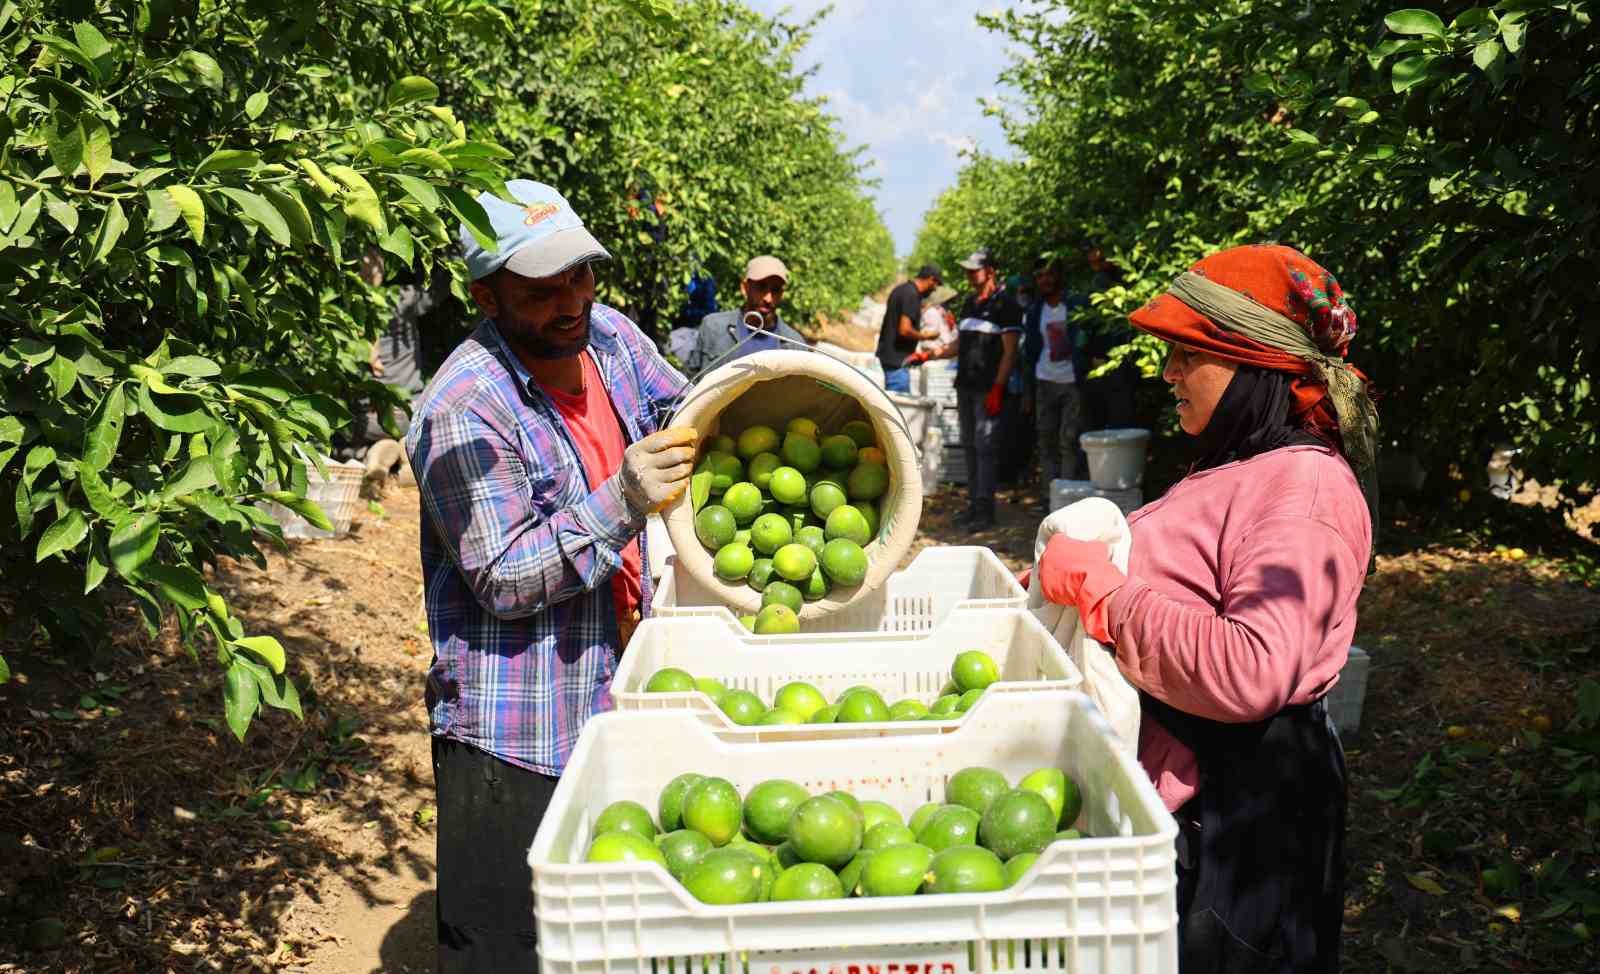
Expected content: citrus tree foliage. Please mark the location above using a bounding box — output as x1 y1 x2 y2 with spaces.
449 0 896 330
915 0 1597 497
0 0 516 735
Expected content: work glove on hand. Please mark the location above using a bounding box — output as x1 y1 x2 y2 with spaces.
904 350 929 366
1039 535 1126 644
984 382 1005 417
618 427 698 517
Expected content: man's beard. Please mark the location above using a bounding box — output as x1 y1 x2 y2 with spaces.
500 302 593 360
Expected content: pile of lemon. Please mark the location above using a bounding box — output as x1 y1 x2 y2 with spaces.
691 418 889 633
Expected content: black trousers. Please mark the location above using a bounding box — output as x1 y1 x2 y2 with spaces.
433 737 560 974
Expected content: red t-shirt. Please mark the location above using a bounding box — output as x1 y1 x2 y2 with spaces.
540 351 643 635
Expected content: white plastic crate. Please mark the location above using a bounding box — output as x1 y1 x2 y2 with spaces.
529 690 1178 974
1327 645 1370 735
613 608 1081 738
261 457 364 540
652 545 1025 634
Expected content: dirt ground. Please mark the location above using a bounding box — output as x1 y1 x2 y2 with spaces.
4 479 1599 972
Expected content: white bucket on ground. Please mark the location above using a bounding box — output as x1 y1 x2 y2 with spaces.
1081 428 1151 490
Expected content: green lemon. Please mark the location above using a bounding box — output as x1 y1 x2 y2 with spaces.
952 650 1001 693
682 848 763 904
753 603 801 635
1018 767 1083 830
743 779 810 844
702 451 742 494
747 452 782 491
713 542 754 581
749 513 792 556
761 580 804 614
737 425 781 460
794 524 828 557
694 505 737 551
807 704 839 724
773 841 802 870
733 529 751 546
838 850 874 896
857 499 880 539
826 791 863 821
694 677 727 706
586 831 667 865
956 688 985 712
1056 828 1084 841
757 707 804 725
917 805 981 852
978 790 1057 860
809 480 849 519
773 682 828 721
658 829 715 879
859 801 903 833
922 845 1007 895
819 539 868 586
721 482 764 525
862 822 918 851
781 431 823 473
682 777 743 847
907 802 945 837
739 614 757 632
860 842 935 897
593 800 657 840
841 420 875 448
847 462 889 501
801 567 829 601
788 795 862 869
947 767 1010 815
1005 852 1039 887
835 691 889 723
708 434 737 456
929 694 961 716
820 434 859 470
644 667 695 693
747 557 776 591
786 417 820 440
823 505 871 546
888 699 929 721
767 466 807 505
719 689 765 726
771 862 844 901
659 773 705 832
771 543 817 582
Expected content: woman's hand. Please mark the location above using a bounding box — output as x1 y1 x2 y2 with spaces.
1038 535 1127 643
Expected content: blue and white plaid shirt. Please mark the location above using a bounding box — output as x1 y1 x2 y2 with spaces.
406 305 687 774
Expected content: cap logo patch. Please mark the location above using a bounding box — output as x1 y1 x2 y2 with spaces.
522 202 560 226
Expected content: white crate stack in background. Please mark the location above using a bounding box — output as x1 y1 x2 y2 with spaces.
529 692 1179 974
916 360 966 484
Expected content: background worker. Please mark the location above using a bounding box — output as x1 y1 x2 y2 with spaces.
686 256 804 375
406 179 692 972
1022 256 1087 510
952 248 1023 529
876 263 944 392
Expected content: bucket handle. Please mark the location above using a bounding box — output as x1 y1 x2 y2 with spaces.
654 315 917 448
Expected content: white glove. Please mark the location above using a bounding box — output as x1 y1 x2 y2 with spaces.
618 427 698 516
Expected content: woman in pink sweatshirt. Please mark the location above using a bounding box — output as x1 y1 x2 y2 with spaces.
1040 245 1378 974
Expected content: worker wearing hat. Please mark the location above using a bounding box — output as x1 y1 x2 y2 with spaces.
406 179 692 972
685 255 806 375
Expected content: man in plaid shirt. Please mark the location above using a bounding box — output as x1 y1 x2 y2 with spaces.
406 179 692 972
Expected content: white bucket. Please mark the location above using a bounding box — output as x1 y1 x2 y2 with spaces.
1080 428 1151 490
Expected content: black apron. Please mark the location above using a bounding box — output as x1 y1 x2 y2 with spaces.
1142 689 1347 973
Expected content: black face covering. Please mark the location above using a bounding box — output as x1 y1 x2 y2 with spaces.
1190 365 1326 473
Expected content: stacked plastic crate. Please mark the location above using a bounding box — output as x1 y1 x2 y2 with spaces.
917 359 966 484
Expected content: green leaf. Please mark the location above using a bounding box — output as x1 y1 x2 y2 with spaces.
44 354 77 397
223 661 260 742
244 90 269 120
379 223 415 266
1501 20 1525 54
385 75 440 108
137 383 212 433
194 149 260 177
145 188 179 231
45 193 80 234
45 113 85 177
164 185 206 243
179 50 224 90
88 199 127 264
108 512 159 577
265 491 334 532
82 117 112 187
442 186 496 252
1391 55 1435 93
397 147 452 172
215 188 291 246
160 355 221 378
233 635 287 674
1474 39 1508 86
137 562 208 611
77 462 129 520
388 173 441 210
35 35 102 82
82 383 127 471
84 536 109 593
9 190 41 240
325 165 387 234
1385 9 1446 37
1287 129 1320 145
296 159 340 198
261 187 315 246
157 457 219 502
72 21 113 62
0 654 9 685
36 509 89 561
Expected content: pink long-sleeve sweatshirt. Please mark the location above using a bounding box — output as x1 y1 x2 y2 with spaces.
1106 444 1371 812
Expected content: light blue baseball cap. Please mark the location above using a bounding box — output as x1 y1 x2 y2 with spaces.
460 179 611 281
